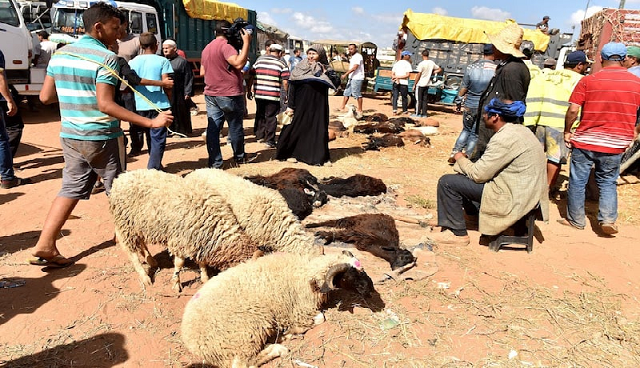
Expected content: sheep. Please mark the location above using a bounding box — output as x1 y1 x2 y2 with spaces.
398 129 432 147
365 112 389 122
306 214 416 270
353 121 405 134
185 168 323 254
181 251 374 368
109 169 265 291
244 168 328 219
318 174 387 198
363 133 405 150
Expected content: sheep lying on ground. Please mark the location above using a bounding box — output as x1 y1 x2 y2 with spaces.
365 112 388 122
186 169 323 254
353 120 405 134
398 129 432 147
244 168 328 219
109 170 265 291
364 133 405 150
318 174 387 198
306 214 416 270
181 251 374 368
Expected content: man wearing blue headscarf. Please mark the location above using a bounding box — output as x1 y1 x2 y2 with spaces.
432 98 549 246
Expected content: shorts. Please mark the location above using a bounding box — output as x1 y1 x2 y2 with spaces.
535 125 568 164
343 79 363 99
59 136 126 199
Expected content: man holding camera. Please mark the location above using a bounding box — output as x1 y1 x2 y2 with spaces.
200 20 253 168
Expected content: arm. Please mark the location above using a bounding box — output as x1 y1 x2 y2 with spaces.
95 83 172 128
39 75 58 105
199 64 205 77
161 73 172 101
226 31 251 70
564 103 580 148
184 62 194 98
341 63 358 80
454 132 515 183
0 71 17 116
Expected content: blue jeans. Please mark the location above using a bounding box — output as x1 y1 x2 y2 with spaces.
205 95 245 168
0 111 15 180
453 107 479 154
138 110 167 170
567 147 622 228
392 83 408 112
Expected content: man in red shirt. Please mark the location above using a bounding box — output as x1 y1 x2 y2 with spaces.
200 20 252 168
561 42 640 235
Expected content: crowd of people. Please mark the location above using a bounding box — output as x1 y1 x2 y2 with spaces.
1 3 640 266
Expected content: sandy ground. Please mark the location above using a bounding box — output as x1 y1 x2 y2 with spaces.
1 91 640 367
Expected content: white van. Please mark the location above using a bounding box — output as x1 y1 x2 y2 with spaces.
0 0 39 94
50 0 160 45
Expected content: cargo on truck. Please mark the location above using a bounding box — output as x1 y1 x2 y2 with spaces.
374 9 551 106
578 8 640 74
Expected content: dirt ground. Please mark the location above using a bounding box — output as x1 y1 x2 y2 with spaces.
1 90 640 368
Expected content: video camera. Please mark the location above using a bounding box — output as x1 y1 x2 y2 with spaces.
225 18 254 50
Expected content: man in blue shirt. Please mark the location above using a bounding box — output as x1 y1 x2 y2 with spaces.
30 3 172 268
449 44 496 164
129 32 173 170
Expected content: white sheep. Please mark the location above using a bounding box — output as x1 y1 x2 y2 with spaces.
185 169 322 256
181 251 374 368
109 169 264 291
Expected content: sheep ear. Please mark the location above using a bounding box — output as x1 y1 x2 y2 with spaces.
303 188 316 196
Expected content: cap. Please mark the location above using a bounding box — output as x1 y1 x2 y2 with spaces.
483 44 494 55
601 42 627 61
543 15 550 20
566 50 588 63
269 43 283 52
401 50 412 57
543 58 556 67
627 46 640 59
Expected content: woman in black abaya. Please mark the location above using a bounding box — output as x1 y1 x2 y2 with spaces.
276 44 339 166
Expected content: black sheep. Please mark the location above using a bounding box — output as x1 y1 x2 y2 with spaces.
319 174 387 197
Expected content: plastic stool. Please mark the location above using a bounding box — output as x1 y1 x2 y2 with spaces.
489 205 541 253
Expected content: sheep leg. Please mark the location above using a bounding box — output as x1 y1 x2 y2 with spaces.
144 247 158 268
283 313 324 341
117 231 153 287
171 256 185 293
197 262 209 284
249 344 289 367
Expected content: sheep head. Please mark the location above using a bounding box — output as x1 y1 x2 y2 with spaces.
318 251 374 298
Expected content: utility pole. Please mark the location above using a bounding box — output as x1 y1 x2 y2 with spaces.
620 0 626 8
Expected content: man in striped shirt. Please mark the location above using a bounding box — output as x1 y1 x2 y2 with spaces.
561 42 640 236
29 3 172 268
247 43 289 148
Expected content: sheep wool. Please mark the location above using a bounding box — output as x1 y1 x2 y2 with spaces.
181 252 363 367
185 169 322 256
109 169 260 289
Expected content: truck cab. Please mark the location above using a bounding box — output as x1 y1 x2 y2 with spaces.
1 0 37 93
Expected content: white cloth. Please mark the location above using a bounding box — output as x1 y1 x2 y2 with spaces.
391 60 413 86
349 53 364 80
416 59 439 87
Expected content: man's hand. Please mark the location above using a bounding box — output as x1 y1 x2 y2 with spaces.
240 29 252 44
5 99 17 117
564 131 573 149
150 110 173 128
246 90 253 100
341 73 347 80
453 152 467 162
162 78 174 89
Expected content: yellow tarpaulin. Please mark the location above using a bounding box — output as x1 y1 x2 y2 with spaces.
401 9 550 52
182 0 248 23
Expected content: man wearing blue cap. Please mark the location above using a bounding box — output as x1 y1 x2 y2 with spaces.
560 42 640 236
391 50 413 115
433 98 548 246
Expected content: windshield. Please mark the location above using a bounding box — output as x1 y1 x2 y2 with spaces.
52 7 84 35
0 0 21 27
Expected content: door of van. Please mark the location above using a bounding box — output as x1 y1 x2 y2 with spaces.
0 0 32 83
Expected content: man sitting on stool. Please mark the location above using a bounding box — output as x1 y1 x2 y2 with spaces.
432 98 549 246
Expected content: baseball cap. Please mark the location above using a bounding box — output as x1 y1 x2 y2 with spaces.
627 46 640 59
543 15 550 20
401 50 412 57
566 51 588 63
483 44 494 55
601 42 627 61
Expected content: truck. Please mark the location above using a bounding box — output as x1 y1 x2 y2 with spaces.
578 8 640 74
374 9 552 106
1 0 40 95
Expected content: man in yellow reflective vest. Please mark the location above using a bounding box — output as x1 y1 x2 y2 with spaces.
524 51 589 190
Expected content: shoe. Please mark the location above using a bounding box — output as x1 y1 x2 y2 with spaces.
128 150 142 157
556 218 584 230
236 152 258 164
264 142 276 149
91 180 105 195
447 153 457 165
28 254 74 268
1 177 32 189
429 230 471 246
392 110 399 116
600 223 619 235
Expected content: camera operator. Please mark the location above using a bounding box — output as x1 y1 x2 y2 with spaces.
200 19 254 168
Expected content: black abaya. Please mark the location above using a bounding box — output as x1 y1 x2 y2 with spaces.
276 81 330 165
167 55 194 135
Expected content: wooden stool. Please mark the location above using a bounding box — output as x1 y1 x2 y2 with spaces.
489 205 541 253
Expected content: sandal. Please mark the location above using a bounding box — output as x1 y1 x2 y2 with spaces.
28 255 74 268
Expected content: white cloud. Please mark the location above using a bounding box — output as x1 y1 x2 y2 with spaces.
372 13 403 25
271 8 292 14
470 6 511 21
432 7 448 16
291 12 334 34
258 11 277 26
569 6 604 27
352 7 365 15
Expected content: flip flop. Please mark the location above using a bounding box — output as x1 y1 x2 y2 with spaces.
28 255 74 268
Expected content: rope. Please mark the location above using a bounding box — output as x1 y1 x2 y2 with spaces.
56 51 187 138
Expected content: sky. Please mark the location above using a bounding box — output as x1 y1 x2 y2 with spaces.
237 0 640 49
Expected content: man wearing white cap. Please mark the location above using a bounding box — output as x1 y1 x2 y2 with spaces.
559 42 640 236
163 39 194 136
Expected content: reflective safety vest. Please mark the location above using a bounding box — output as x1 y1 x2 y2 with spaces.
524 69 583 129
